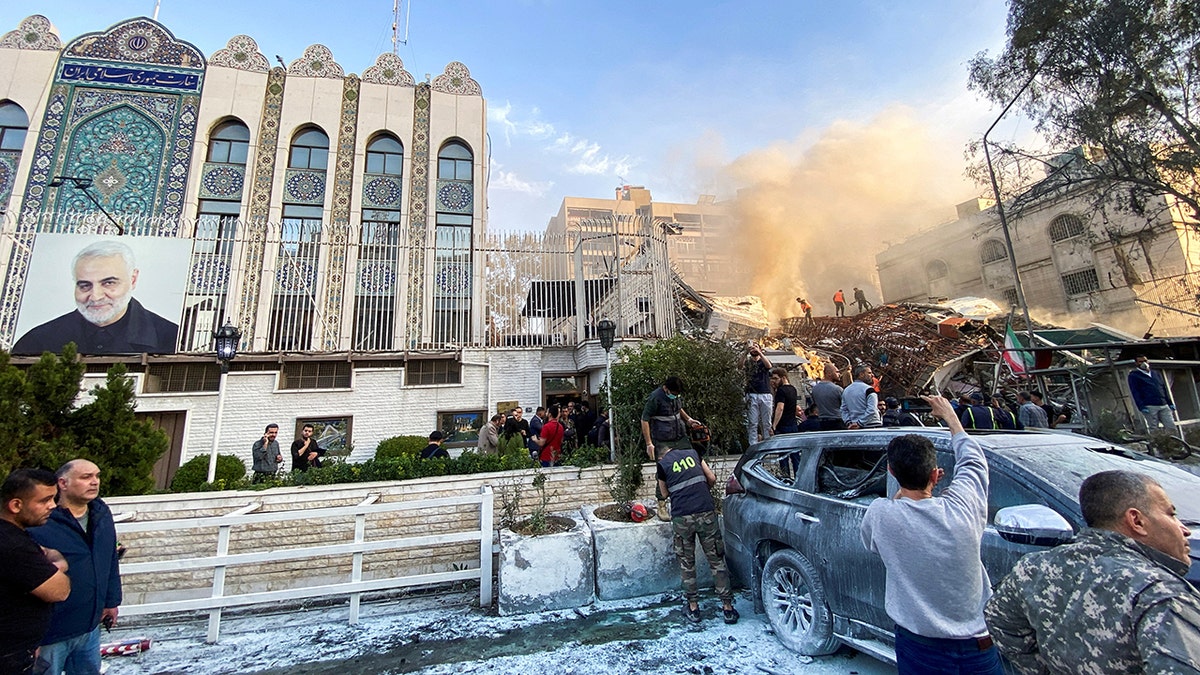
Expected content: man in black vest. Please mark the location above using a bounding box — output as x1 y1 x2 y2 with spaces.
656 445 738 625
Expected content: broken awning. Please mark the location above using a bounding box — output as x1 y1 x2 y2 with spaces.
521 278 617 318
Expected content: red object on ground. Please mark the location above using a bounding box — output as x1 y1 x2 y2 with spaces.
100 638 151 656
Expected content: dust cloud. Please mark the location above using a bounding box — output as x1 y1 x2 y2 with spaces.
720 106 976 323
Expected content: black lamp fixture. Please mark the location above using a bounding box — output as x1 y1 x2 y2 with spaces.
213 321 241 372
597 319 616 352
48 175 125 235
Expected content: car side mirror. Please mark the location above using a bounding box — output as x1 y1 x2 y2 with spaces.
994 504 1074 547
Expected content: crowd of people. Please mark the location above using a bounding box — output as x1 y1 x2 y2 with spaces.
4 352 1196 671
740 341 1083 447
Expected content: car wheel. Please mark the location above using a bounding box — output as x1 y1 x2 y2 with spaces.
761 548 839 655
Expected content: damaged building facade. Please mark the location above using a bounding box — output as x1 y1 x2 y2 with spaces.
875 152 1200 339
0 15 677 487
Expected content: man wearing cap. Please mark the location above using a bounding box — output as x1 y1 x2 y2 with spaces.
960 392 999 430
882 397 921 427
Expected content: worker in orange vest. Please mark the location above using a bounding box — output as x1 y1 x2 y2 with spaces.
832 289 846 317
796 297 814 326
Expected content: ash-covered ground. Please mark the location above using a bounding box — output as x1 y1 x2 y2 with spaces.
101 589 897 675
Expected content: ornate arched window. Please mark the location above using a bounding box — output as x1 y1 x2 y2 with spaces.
433 140 474 344
288 127 329 171
366 134 403 176
270 126 330 350
980 239 1008 264
1048 214 1086 242
354 133 405 350
0 101 28 151
0 101 29 213
207 120 250 165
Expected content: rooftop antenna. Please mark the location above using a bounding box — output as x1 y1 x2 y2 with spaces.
392 0 412 54
152 0 162 20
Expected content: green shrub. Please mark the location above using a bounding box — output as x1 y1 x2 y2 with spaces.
171 454 246 492
374 435 430 460
291 442 536 487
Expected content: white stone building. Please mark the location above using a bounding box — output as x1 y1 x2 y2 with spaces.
0 15 675 487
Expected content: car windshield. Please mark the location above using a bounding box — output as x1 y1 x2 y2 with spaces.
992 441 1200 525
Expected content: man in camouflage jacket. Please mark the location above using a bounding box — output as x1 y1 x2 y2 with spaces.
985 470 1200 674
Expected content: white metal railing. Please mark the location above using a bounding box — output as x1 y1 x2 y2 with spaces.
114 486 494 643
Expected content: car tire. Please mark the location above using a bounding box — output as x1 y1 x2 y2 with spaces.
761 548 839 656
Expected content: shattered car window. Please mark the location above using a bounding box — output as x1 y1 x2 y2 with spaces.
817 448 888 501
751 450 803 487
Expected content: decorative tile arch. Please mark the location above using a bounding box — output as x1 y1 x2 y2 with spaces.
63 17 204 68
287 45 344 79
0 15 62 50
209 35 270 72
431 62 481 96
362 53 415 87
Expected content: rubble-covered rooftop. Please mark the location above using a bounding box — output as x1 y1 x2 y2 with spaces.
777 304 992 396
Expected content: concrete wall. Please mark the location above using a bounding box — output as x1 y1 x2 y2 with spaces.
109 457 739 606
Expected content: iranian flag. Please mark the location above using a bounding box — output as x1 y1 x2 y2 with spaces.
1004 323 1035 375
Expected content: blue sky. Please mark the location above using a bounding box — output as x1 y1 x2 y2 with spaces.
2 1 1021 234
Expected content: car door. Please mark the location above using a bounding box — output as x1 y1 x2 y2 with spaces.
934 447 1078 590
791 440 890 631
979 461 1078 586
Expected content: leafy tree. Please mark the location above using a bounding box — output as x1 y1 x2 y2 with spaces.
968 0 1200 221
608 334 746 458
0 344 168 496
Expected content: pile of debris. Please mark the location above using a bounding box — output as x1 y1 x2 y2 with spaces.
776 303 999 397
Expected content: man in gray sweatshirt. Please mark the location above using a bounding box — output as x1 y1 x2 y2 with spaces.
860 395 1004 674
840 363 881 429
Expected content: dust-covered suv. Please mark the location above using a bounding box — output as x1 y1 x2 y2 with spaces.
721 428 1200 664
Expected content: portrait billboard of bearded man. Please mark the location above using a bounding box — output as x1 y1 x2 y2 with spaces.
11 235 189 356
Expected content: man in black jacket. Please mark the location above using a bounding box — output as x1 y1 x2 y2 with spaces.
30 460 121 675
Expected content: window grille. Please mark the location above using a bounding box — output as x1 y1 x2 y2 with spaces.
980 239 1008 264
280 361 351 390
144 363 221 393
1002 288 1019 307
1061 268 1100 296
405 359 461 386
1048 214 1086 242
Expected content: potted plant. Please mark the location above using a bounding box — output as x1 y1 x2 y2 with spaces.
497 470 595 615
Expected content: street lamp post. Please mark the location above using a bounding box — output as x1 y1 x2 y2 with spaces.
47 176 125 235
207 321 242 483
597 319 616 462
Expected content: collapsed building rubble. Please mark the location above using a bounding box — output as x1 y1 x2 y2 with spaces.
777 303 995 398
673 272 1200 442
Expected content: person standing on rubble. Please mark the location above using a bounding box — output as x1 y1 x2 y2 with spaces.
1128 354 1177 434
741 343 774 446
812 363 846 430
795 297 814 326
833 289 846 317
841 364 882 429
853 287 873 313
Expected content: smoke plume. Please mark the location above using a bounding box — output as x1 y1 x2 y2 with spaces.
719 106 976 323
